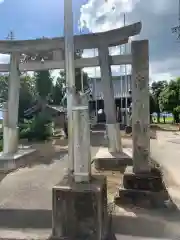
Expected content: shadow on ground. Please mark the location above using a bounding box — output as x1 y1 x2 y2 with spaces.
111 206 180 239
151 124 179 132
0 209 52 229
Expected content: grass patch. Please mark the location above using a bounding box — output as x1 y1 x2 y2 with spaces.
152 116 173 124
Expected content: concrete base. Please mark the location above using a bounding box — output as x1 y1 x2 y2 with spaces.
52 175 109 240
94 147 132 171
0 147 36 171
115 166 168 208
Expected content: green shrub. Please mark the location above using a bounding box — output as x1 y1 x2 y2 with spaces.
19 113 53 141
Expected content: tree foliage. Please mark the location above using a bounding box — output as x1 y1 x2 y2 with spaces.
150 80 167 122
159 78 180 123
51 76 65 105
0 75 8 103
18 75 36 119
34 70 53 100
149 93 156 114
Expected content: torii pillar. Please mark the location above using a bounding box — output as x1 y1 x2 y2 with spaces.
0 52 36 171
117 40 165 207
93 42 132 171
3 52 20 154
99 42 122 153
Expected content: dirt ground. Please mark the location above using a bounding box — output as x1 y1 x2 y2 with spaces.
0 129 180 239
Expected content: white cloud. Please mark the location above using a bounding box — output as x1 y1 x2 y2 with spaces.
148 0 177 15
80 0 180 82
0 0 4 3
80 0 140 32
0 0 178 83
0 54 10 64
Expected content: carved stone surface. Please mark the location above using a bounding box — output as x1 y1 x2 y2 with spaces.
20 51 54 63
131 40 150 173
52 175 108 240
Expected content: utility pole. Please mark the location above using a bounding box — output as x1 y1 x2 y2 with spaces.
6 31 15 40
172 0 180 40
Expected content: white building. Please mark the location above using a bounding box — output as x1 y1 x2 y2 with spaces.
89 74 132 124
89 74 132 100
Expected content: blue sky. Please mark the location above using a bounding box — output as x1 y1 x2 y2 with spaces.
0 0 179 81
0 0 88 39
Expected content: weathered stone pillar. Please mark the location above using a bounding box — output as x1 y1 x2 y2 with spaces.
7 52 20 154
131 40 151 173
117 41 165 207
73 104 91 182
99 43 122 153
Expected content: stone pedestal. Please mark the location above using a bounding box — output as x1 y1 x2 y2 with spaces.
52 175 109 240
0 147 37 172
116 166 167 208
94 147 132 171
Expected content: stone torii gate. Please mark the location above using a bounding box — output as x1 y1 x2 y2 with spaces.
0 22 141 170
0 19 165 238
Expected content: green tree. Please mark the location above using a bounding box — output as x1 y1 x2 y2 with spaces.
151 81 167 123
51 76 64 105
58 69 89 106
56 49 90 106
149 93 156 123
18 75 36 120
0 74 36 119
34 70 53 109
0 75 8 103
159 78 180 123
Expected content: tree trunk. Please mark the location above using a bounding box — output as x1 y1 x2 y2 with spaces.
150 114 153 124
163 116 166 124
173 112 180 124
157 112 160 123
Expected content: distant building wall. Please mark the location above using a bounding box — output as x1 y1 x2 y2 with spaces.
89 75 132 100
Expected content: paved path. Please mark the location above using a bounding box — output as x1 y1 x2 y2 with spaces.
0 131 180 239
0 133 101 239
